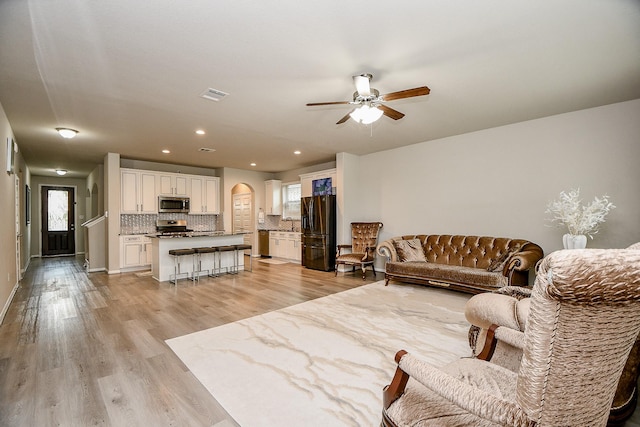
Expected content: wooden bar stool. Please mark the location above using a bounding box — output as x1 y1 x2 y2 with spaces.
216 245 238 275
168 248 195 285
193 247 217 281
235 244 253 272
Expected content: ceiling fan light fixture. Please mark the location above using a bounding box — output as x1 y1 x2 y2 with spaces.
55 128 78 139
350 104 383 125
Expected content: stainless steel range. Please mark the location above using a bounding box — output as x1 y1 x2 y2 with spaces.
155 219 193 236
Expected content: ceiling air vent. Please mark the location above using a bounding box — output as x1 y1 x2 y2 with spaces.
198 147 216 152
200 88 228 102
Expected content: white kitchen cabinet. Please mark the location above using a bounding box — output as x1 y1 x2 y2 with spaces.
120 235 152 269
269 231 301 262
158 173 188 196
189 176 220 214
285 232 301 262
269 232 282 258
299 168 337 198
121 169 157 214
264 180 282 215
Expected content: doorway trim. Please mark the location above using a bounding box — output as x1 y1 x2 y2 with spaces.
38 184 78 257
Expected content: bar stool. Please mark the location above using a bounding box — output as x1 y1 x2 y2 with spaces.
193 247 218 281
168 248 195 285
235 244 253 272
216 245 238 275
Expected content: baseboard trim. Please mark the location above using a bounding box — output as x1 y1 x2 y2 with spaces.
0 281 19 326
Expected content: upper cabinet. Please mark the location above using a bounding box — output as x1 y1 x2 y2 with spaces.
120 168 220 214
158 173 188 196
265 179 282 215
299 168 337 198
190 176 220 214
121 169 157 214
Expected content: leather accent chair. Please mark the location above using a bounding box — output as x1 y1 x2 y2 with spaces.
382 248 640 427
335 222 383 279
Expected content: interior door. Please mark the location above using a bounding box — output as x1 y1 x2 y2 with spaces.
233 192 253 245
41 186 76 256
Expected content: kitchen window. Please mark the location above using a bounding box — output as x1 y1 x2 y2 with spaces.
282 183 301 219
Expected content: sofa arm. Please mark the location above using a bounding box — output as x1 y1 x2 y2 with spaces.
377 239 399 262
502 247 544 276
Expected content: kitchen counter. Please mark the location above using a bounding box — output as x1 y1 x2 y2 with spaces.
146 231 250 239
150 233 249 282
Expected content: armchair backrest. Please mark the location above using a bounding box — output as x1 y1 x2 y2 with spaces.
516 249 640 426
350 222 383 255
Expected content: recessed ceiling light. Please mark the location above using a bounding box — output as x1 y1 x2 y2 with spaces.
56 169 67 175
162 149 170 154
250 163 256 167
195 129 205 135
294 150 301 155
55 128 78 139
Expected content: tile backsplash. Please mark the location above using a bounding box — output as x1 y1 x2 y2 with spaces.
120 213 222 234
258 215 301 232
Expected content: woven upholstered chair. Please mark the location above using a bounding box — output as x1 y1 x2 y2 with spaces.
382 248 640 427
466 242 640 426
335 222 383 279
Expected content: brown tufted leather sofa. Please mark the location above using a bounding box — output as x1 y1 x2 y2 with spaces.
377 235 544 294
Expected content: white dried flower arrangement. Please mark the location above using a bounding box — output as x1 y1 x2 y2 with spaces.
546 188 615 238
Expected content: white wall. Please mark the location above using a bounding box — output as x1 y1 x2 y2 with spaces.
350 99 640 268
0 101 18 322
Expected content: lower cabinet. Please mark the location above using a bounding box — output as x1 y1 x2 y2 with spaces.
120 235 152 269
269 232 301 262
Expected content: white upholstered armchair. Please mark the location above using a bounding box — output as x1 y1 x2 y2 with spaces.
382 248 640 427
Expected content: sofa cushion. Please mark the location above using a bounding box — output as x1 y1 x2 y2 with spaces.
393 238 427 262
386 261 509 289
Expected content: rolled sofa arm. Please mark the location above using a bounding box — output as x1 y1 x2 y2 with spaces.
377 238 399 262
502 245 544 275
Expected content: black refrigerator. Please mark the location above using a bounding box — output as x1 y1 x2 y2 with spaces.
301 195 336 271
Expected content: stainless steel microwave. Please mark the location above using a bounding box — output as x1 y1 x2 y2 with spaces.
158 196 190 213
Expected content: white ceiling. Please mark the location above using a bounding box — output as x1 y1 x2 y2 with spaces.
1 0 639 177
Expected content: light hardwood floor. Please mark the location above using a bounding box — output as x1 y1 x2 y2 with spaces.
0 255 380 427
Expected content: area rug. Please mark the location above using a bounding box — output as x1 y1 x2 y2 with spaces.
166 281 472 426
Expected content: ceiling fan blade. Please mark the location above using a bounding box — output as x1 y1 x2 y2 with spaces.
353 74 372 96
378 104 405 120
381 86 430 102
306 101 351 106
336 110 354 124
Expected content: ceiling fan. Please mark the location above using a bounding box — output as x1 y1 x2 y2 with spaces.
306 73 430 125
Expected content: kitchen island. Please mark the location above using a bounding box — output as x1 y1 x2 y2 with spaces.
147 232 249 282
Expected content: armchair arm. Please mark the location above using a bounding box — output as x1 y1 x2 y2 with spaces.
384 350 531 427
477 325 526 361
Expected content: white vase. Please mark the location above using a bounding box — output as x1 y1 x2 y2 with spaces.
563 233 587 249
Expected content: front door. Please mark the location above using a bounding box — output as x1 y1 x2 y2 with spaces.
41 186 76 256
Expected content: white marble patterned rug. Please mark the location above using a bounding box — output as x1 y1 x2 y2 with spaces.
166 281 472 427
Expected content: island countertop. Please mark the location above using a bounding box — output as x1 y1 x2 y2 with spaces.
146 231 252 239
149 232 249 282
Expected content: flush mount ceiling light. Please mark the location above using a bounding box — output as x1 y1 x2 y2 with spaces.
195 129 205 135
250 163 256 167
55 128 78 139
349 104 384 125
162 149 170 154
294 150 301 155
56 169 67 175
